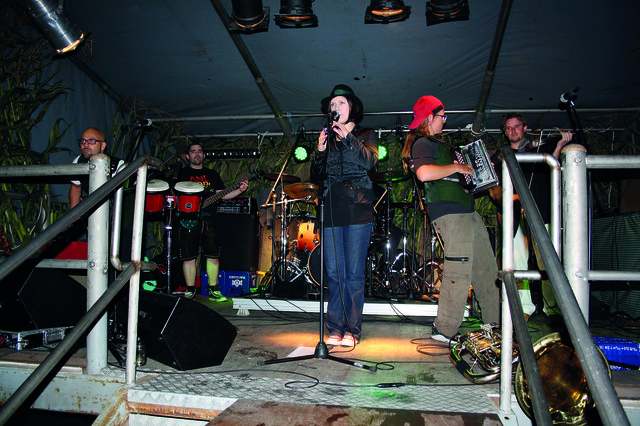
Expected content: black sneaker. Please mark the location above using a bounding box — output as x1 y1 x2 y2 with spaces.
431 325 458 344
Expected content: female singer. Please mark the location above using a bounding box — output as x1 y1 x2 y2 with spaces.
310 85 378 347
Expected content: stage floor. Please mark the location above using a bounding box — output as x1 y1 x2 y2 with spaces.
2 292 640 425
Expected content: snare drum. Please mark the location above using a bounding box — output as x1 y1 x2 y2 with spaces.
175 181 204 218
145 179 170 213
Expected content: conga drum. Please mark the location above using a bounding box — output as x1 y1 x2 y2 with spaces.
145 179 170 213
175 181 204 218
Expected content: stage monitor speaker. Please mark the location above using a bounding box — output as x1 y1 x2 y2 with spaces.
218 214 259 271
0 267 86 331
135 291 237 370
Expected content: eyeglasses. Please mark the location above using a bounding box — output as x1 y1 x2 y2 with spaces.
78 138 104 146
435 114 448 122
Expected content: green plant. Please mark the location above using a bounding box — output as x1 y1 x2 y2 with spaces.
0 6 73 249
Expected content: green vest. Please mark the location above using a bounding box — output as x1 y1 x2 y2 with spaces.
415 137 474 211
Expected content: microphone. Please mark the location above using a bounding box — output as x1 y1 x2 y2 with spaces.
560 87 580 103
330 110 340 121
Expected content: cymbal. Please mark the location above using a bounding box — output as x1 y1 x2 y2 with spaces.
284 182 319 200
263 173 301 183
391 202 414 208
370 170 409 182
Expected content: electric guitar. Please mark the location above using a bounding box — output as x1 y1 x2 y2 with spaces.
179 169 264 229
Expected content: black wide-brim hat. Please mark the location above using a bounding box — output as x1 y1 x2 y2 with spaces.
320 84 364 115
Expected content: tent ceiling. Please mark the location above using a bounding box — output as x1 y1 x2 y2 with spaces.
61 0 639 140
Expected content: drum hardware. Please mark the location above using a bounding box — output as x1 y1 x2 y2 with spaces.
144 179 178 295
258 176 321 299
366 168 424 299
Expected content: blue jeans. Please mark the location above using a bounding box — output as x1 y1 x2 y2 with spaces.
322 222 374 340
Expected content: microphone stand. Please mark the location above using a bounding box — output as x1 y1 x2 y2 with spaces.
259 116 376 372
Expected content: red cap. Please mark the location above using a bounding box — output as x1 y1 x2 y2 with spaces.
409 96 444 129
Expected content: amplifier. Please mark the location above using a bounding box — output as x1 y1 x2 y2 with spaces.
216 197 257 214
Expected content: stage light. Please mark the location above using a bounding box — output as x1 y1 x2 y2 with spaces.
25 0 85 54
275 0 318 28
365 1 411 24
378 141 389 161
293 144 311 163
229 0 270 33
206 149 261 159
425 0 470 26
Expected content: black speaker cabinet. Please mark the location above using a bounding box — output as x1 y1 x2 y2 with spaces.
135 291 237 370
218 214 259 271
0 267 86 331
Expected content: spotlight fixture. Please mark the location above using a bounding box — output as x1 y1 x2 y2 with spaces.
365 1 411 24
229 0 270 33
293 144 311 163
25 0 85 54
425 0 470 26
378 141 389 161
206 149 261 159
275 0 318 28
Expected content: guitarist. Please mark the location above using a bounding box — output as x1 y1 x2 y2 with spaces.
491 113 572 322
175 142 248 300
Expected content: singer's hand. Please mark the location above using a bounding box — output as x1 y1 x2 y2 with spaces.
317 129 327 152
332 122 347 139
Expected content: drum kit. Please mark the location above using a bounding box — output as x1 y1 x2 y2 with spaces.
145 179 205 294
258 168 443 301
258 173 324 298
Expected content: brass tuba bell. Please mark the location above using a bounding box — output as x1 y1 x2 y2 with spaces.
514 332 611 425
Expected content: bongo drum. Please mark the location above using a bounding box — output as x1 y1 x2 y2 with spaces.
175 181 204 218
145 179 169 213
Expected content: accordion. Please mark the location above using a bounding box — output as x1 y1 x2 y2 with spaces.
451 139 499 193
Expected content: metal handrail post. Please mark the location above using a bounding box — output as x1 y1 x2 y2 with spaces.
562 145 591 321
499 159 515 414
86 154 111 374
125 165 149 385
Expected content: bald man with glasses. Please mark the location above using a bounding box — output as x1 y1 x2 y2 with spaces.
69 127 122 208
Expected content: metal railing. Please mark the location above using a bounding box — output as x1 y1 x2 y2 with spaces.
498 145 633 426
0 154 160 425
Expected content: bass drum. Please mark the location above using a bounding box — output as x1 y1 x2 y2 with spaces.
308 244 327 287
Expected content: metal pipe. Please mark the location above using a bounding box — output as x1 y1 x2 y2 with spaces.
150 108 638 124
503 271 552 425
0 263 136 426
472 0 513 133
589 270 640 281
125 165 149 385
499 160 515 414
504 146 630 426
0 163 90 177
86 154 110 375
208 0 296 146
562 146 591 320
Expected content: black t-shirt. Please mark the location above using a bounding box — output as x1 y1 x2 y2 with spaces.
175 166 225 216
